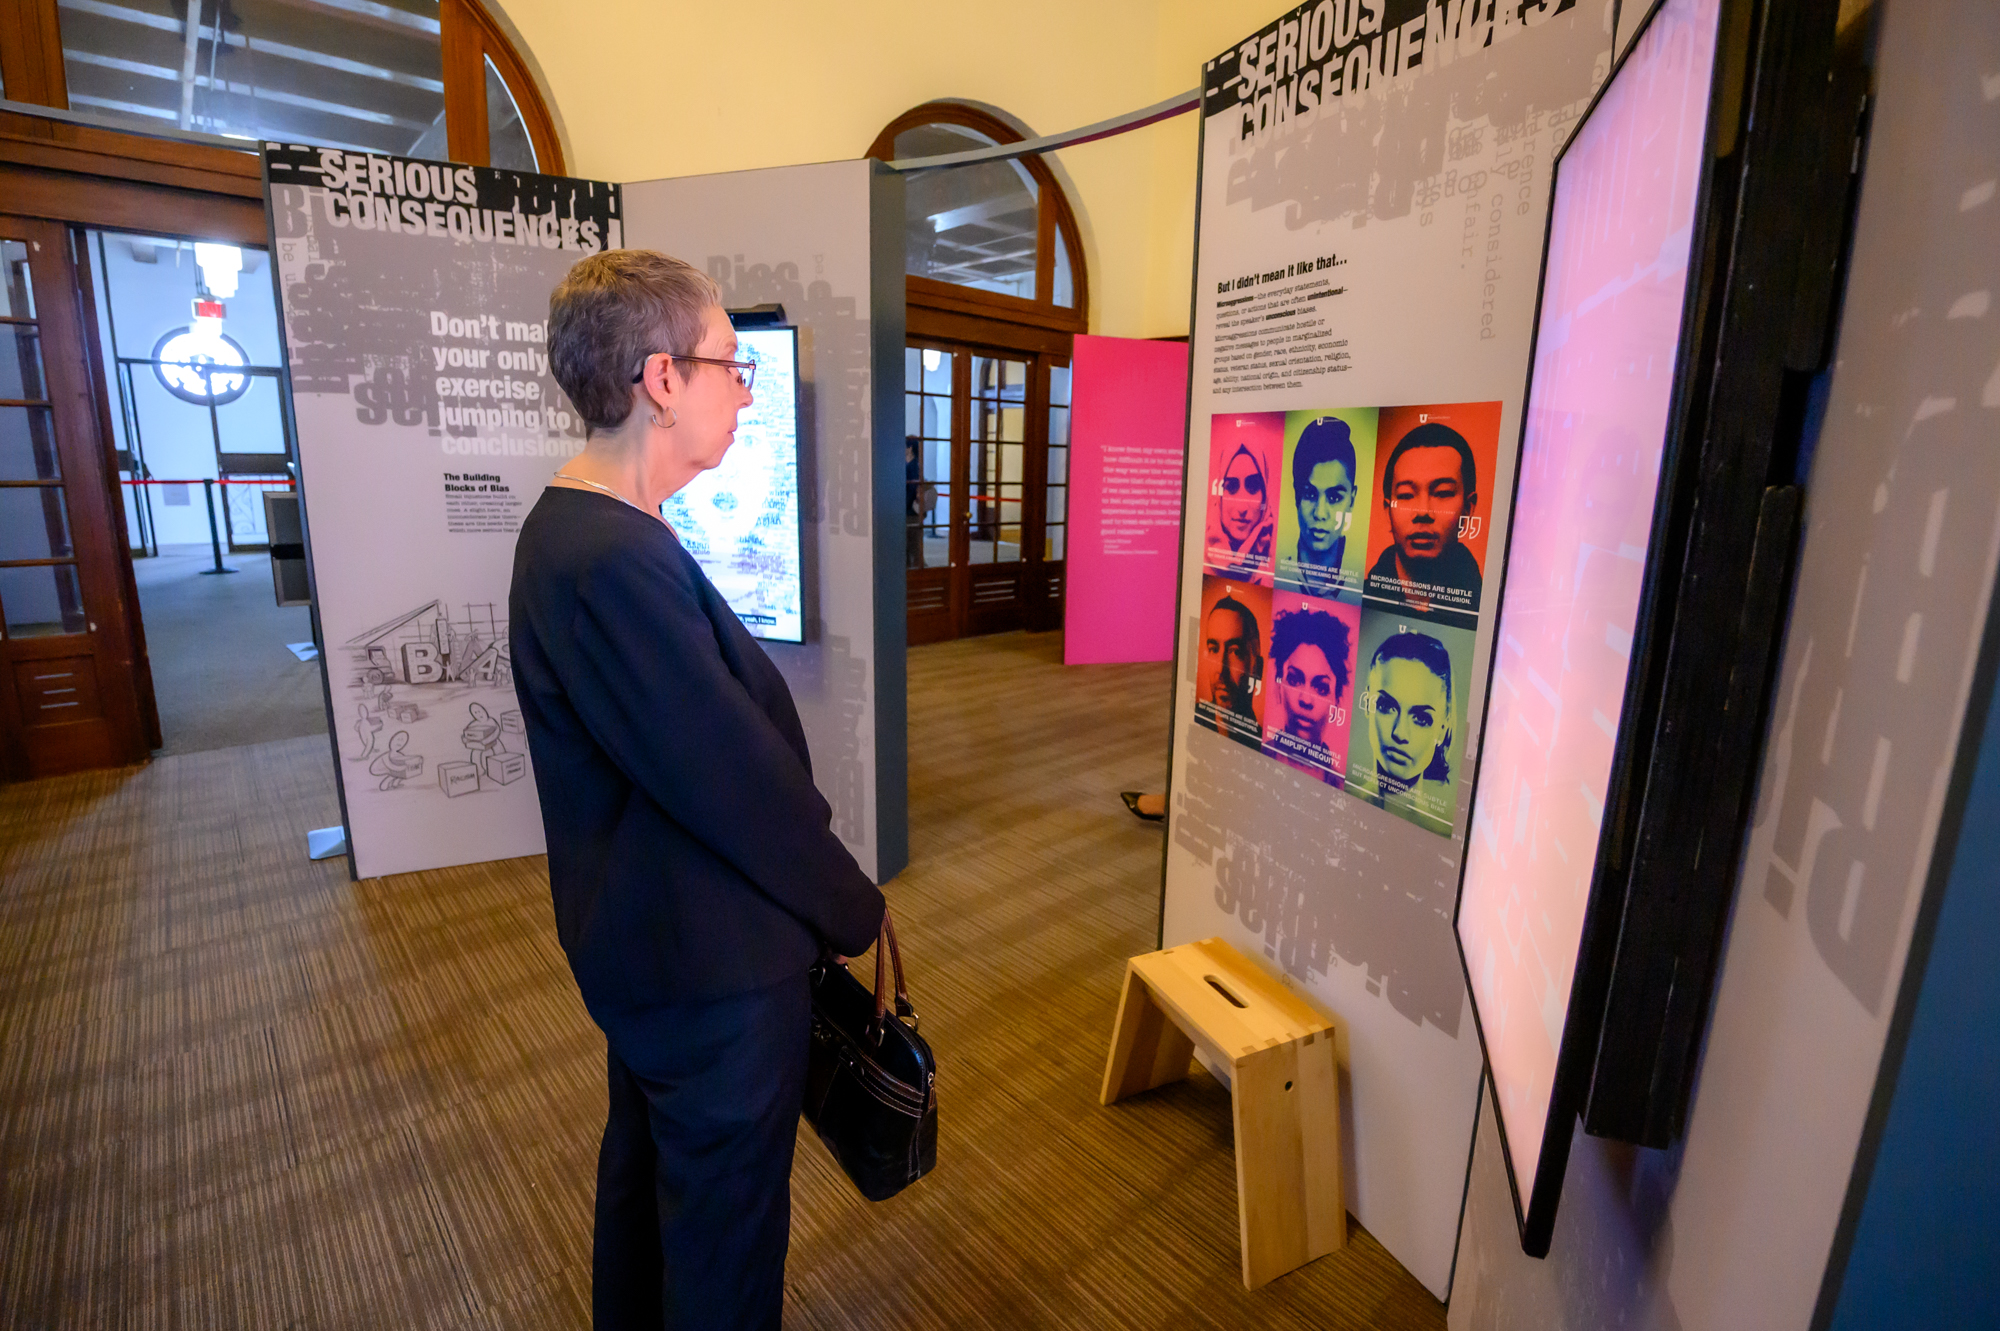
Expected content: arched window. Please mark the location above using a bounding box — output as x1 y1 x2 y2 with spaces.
1 0 562 173
872 103 1085 644
869 102 1086 331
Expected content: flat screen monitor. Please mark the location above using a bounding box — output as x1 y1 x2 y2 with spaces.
662 323 805 643
1454 0 1723 1256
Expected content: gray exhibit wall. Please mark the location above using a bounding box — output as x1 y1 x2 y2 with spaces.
622 160 908 884
266 148 621 880
1161 0 1615 1297
1448 0 2000 1325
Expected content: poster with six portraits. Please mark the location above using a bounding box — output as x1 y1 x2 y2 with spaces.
1196 401 1498 837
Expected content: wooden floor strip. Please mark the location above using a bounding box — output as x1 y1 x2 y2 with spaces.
0 630 1445 1329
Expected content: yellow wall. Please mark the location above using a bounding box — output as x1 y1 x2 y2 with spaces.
487 0 1282 339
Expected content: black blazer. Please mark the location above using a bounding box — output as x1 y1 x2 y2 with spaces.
509 486 885 1017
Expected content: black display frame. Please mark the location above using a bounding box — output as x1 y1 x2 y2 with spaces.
1451 0 1860 1258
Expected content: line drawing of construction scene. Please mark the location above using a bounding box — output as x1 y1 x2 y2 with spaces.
342 600 532 800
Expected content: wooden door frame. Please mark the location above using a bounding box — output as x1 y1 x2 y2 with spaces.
0 114 273 776
904 332 1067 643
904 340 964 647
868 101 1090 335
876 101 1086 643
0 214 151 778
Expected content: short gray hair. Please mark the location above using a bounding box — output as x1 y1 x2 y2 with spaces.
547 249 722 435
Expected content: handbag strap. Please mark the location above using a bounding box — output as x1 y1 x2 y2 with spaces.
883 911 911 1015
872 918 889 1023
869 910 917 1032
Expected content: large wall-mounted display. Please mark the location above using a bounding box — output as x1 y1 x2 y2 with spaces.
1455 0 1722 1255
663 321 805 643
1160 0 1615 1297
1455 0 1853 1257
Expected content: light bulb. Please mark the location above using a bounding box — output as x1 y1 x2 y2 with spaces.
194 243 242 299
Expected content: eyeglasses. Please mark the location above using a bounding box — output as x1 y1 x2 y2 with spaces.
631 352 756 391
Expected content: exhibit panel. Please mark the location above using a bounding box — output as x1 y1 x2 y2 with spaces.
1445 0 2000 1320
1158 0 1616 1297
1064 334 1187 665
622 160 908 884
266 147 621 879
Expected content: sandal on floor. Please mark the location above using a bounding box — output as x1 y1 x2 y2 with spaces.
1120 791 1165 822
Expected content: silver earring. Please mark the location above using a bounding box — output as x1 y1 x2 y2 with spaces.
650 407 677 429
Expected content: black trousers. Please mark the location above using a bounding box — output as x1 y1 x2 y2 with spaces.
592 972 810 1331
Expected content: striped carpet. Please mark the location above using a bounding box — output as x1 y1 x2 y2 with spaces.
0 630 1445 1329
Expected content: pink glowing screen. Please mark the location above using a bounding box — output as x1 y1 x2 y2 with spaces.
1456 0 1721 1205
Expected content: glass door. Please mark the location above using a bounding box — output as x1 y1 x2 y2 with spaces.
963 352 1030 634
903 339 1067 643
0 219 150 779
905 344 958 644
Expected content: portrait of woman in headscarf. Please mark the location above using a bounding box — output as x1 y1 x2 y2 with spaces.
1205 418 1279 584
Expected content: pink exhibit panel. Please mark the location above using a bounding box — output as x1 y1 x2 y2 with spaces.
1455 0 1721 1205
1063 335 1189 665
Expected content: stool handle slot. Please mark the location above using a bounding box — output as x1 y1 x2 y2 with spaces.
1204 975 1247 1008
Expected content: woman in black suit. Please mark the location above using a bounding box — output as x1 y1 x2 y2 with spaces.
509 249 886 1331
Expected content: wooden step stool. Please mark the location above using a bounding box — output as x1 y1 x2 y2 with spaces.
1099 937 1345 1289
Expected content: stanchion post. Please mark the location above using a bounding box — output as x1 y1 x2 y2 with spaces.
199 477 238 575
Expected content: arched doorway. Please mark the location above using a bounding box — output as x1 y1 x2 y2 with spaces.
870 103 1087 645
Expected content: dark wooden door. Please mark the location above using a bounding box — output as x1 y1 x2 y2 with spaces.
904 338 1068 645
0 216 151 780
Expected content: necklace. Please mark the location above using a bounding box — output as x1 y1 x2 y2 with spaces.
552 469 678 537
553 469 652 518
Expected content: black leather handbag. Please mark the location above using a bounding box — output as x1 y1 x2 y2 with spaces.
804 911 938 1201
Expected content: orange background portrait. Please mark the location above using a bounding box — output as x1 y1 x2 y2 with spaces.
1194 574 1274 737
1363 400 1504 580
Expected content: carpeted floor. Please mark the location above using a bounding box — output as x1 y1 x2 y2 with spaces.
131 544 328 757
0 630 1447 1329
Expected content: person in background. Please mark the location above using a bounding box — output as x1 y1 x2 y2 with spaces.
1120 790 1168 820
906 434 927 568
510 249 885 1331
